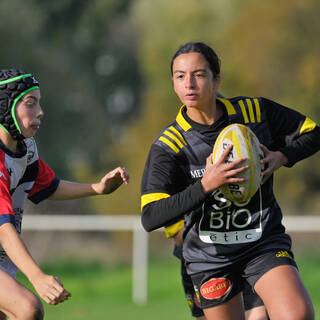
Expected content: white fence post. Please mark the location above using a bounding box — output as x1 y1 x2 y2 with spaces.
132 222 149 305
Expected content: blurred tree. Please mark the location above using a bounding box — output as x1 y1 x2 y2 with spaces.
0 0 319 216
0 0 141 214
91 0 241 215
220 0 320 214
0 0 140 176
98 0 320 216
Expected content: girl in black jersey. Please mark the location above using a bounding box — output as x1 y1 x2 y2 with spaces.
165 89 269 320
141 42 319 319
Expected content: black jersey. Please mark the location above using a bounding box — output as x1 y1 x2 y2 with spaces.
141 96 320 274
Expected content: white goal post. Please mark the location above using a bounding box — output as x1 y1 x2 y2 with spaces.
22 214 320 305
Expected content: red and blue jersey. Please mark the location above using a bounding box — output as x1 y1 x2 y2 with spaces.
0 137 59 233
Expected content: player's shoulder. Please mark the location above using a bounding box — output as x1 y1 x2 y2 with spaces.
220 95 264 109
218 96 269 125
152 117 188 156
226 95 273 109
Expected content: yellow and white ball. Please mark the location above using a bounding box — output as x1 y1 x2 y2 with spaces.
212 124 263 204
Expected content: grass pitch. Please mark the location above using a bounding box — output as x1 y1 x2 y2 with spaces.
16 252 320 319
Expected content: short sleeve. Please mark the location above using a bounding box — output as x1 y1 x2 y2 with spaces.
28 158 60 204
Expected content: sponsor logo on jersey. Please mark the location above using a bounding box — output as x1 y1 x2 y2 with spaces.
27 150 35 163
199 191 264 244
190 168 205 179
275 250 292 259
200 278 231 300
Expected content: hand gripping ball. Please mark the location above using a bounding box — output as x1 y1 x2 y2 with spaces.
212 123 263 204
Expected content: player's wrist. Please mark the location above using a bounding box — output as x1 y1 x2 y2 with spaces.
91 183 97 194
200 177 214 194
27 266 46 284
91 183 103 195
277 151 288 166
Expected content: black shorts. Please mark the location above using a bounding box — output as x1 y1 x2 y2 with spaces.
181 260 264 317
181 258 204 317
190 249 297 309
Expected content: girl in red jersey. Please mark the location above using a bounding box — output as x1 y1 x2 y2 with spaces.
0 69 129 320
141 42 319 319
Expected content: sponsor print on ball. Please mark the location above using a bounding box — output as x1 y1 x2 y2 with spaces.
212 124 263 204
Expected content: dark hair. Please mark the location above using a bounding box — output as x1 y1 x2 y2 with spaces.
170 42 221 78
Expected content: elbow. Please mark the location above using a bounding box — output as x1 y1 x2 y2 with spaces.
141 206 162 232
141 214 155 232
141 202 168 232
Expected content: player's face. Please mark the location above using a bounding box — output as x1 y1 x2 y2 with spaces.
15 89 43 138
172 52 220 109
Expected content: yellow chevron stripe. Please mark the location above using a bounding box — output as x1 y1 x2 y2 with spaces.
169 126 187 145
159 136 179 153
300 117 317 135
141 192 170 211
176 106 192 131
217 97 236 115
246 99 255 123
164 219 184 238
238 100 249 123
164 130 184 148
253 98 261 122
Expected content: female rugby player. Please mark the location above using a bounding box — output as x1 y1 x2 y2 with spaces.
141 42 319 319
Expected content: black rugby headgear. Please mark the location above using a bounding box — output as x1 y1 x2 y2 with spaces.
0 69 40 140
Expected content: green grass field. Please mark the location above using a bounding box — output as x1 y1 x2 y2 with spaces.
17 252 320 319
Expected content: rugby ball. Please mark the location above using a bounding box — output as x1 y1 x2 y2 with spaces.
212 124 263 204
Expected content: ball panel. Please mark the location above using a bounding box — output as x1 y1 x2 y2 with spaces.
212 124 262 204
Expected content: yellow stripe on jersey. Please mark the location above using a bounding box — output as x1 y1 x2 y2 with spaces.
163 130 184 149
159 136 180 153
169 126 187 145
164 219 184 238
300 117 317 135
217 97 236 115
238 100 249 123
141 192 170 211
246 99 255 123
176 106 192 131
253 98 261 122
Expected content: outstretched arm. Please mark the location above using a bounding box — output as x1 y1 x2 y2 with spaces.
0 223 71 305
49 167 129 200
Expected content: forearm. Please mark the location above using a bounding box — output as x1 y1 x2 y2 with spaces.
49 167 128 200
48 180 97 200
0 223 43 280
141 180 207 232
